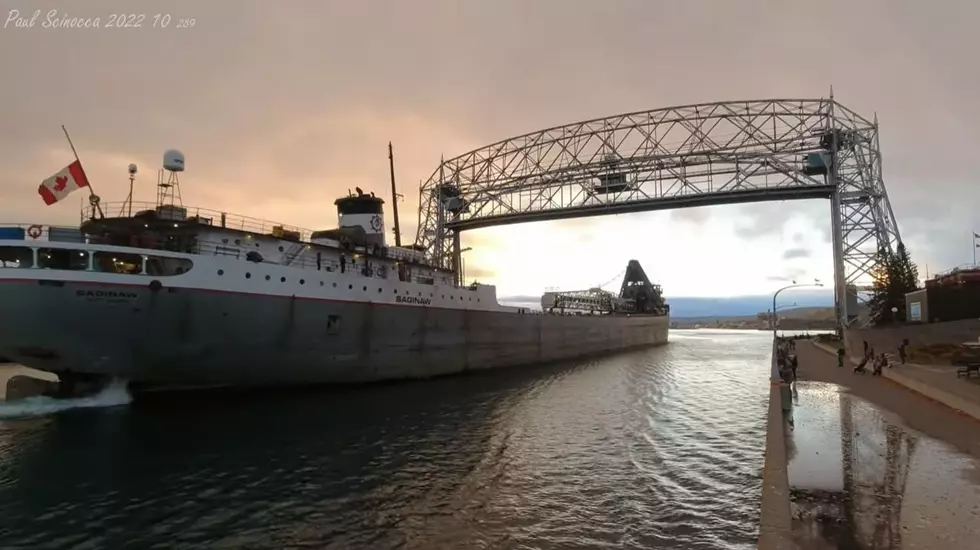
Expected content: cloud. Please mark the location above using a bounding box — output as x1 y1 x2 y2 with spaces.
670 207 712 225
732 201 830 240
462 264 496 281
3 0 980 296
782 248 811 260
766 266 810 283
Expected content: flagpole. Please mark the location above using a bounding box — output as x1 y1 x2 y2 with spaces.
61 125 103 219
974 231 977 267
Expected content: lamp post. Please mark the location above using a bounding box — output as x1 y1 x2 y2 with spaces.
771 280 824 382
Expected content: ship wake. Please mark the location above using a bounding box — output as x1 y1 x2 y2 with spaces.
0 378 132 419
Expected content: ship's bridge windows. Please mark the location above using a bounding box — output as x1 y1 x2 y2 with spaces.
38 248 89 271
0 246 34 268
94 251 142 274
144 255 193 276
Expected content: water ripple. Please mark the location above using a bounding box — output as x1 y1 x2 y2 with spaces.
0 329 773 549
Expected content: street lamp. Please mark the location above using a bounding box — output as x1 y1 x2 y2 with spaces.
772 280 824 334
771 280 824 382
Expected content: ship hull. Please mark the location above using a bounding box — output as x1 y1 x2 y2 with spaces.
0 280 669 387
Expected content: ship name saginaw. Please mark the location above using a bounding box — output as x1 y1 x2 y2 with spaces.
76 289 139 301
395 295 432 306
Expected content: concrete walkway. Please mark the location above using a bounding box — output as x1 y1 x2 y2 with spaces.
799 341 980 459
812 342 980 422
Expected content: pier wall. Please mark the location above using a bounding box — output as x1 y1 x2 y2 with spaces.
844 318 980 357
758 340 793 550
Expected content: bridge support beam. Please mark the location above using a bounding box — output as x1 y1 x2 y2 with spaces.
452 230 461 287
830 189 847 333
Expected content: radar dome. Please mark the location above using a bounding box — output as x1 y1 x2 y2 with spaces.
128 163 138 175
163 149 185 172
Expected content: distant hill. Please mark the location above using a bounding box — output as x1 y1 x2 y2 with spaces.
666 292 835 318
672 306 836 324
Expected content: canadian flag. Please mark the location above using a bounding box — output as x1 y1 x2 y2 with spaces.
38 160 90 206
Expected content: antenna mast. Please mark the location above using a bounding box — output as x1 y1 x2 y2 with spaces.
389 141 403 247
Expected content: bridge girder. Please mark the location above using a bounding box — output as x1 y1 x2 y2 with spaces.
414 98 901 327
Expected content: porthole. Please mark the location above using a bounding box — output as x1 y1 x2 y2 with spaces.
300 279 305 285
235 239 241 245
246 273 252 279
348 284 353 289
281 277 286 283
378 288 382 293
255 242 260 247
393 289 397 294
418 292 422 296
441 295 445 299
450 296 454 300
222 238 228 244
362 286 367 291
217 269 224 275
332 282 337 287
477 299 481 302
320 281 325 286
265 275 271 281
278 246 284 252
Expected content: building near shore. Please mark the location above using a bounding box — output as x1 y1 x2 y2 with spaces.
906 266 980 323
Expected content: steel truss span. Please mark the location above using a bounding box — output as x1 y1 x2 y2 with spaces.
415 97 901 327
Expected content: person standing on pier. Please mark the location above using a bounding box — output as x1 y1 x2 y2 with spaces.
837 347 845 368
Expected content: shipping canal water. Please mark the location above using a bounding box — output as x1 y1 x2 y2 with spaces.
0 330 768 549
7 330 971 549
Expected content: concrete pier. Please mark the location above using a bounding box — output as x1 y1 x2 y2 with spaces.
760 337 980 549
758 381 794 549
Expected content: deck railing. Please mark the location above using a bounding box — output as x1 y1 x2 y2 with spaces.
0 225 464 288
0 223 87 241
934 263 979 279
81 201 315 241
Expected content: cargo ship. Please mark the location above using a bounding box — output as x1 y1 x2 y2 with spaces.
0 150 669 396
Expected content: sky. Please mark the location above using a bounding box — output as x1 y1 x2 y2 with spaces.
2 0 978 301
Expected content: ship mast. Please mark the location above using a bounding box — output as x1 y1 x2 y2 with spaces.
388 141 403 247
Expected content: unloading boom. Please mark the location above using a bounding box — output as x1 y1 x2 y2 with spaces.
540 260 668 315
